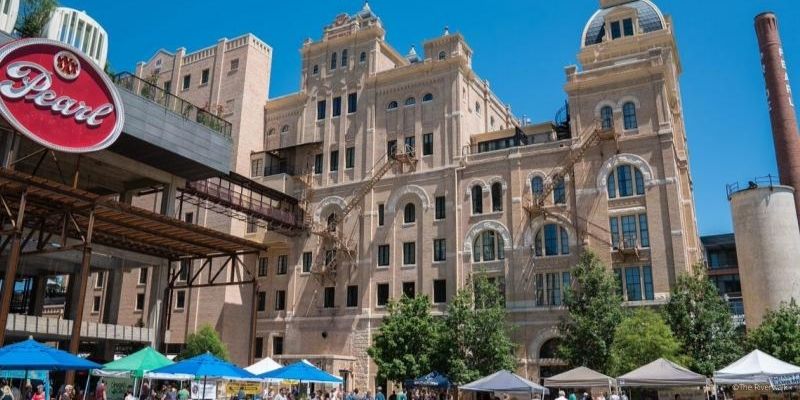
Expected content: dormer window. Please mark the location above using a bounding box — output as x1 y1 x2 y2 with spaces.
611 18 635 40
312 65 319 75
623 18 634 36
438 51 446 60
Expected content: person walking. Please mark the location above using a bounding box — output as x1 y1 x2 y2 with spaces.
555 391 567 400
178 386 189 400
31 386 44 400
396 388 406 400
375 388 385 400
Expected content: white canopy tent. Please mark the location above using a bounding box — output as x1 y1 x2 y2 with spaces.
617 358 707 388
245 357 282 376
714 350 800 384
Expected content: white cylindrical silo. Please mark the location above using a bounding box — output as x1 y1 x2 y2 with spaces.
729 184 800 327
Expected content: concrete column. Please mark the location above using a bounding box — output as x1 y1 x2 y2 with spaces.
29 274 47 316
209 39 228 111
65 270 80 320
101 267 123 325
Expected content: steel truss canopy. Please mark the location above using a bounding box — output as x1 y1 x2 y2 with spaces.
0 168 267 260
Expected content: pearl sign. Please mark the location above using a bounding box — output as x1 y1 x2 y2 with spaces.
0 38 124 153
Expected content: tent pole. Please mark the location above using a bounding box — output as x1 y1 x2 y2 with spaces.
83 371 91 400
202 376 207 400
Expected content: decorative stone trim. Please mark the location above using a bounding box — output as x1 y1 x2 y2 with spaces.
524 213 577 248
596 153 655 193
313 196 347 222
463 220 513 253
464 179 489 196
487 176 508 191
386 184 430 213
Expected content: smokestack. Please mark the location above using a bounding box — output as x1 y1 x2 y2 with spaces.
755 12 800 225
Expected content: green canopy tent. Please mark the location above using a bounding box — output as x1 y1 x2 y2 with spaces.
93 347 173 397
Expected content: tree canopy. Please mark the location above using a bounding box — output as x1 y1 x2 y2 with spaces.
179 324 229 361
367 295 441 383
16 0 58 38
747 300 800 365
662 266 743 375
558 252 624 373
609 308 687 376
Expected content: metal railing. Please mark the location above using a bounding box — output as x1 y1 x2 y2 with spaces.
726 174 779 200
112 72 233 138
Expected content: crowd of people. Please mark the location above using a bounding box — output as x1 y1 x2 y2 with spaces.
1 381 50 400
256 385 447 400
553 391 627 400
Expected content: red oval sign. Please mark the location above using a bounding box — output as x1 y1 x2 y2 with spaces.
0 38 124 153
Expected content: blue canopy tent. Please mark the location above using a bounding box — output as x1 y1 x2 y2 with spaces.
259 360 343 384
149 352 256 400
461 370 549 399
0 338 102 400
410 372 451 389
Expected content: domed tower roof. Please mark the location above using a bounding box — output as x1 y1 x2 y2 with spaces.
582 0 666 47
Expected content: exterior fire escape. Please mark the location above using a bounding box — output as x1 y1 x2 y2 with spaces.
299 144 417 281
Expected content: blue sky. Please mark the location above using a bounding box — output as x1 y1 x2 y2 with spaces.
61 0 800 236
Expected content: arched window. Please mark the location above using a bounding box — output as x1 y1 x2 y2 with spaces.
438 51 447 60
280 125 289 134
330 52 337 70
475 102 481 114
267 128 275 136
531 176 544 197
600 105 613 129
359 51 367 64
404 203 416 224
540 338 562 359
422 93 433 102
341 49 348 68
553 178 566 205
534 224 570 256
491 182 503 212
472 230 505 262
327 213 337 232
387 101 398 110
623 102 637 130
312 64 319 75
405 97 416 106
607 164 645 198
471 185 483 214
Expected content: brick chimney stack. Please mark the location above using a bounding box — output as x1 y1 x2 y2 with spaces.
755 12 800 225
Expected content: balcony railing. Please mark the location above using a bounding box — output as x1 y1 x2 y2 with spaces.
112 72 233 138
726 174 779 200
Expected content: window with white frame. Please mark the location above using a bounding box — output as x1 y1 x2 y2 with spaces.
471 185 483 214
534 224 570 257
609 214 650 250
607 164 645 198
491 182 503 212
613 266 654 301
472 230 505 262
622 102 638 130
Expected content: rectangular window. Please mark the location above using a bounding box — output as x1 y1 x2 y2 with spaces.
642 266 654 300
562 271 571 297
330 150 339 172
272 336 284 355
609 217 620 248
613 268 624 297
138 268 148 285
404 136 415 153
324 287 335 308
177 260 189 281
175 290 186 310
387 140 397 158
348 92 357 114
314 154 323 174
378 204 385 226
201 68 210 84
275 290 286 311
346 285 358 308
377 283 390 307
422 133 433 155
230 58 239 72
251 158 264 177
257 291 266 311
92 296 101 313
611 21 622 39
625 266 642 301
546 273 562 306
277 255 288 275
433 239 446 262
95 271 104 288
377 244 390 266
255 337 264 358
403 242 416 265
534 274 545 306
617 165 633 197
182 74 191 90
639 214 650 248
433 280 447 304
163 80 172 93
623 18 634 36
553 179 566 204
246 216 257 233
435 196 445 220
402 281 415 298
346 147 355 169
258 257 268 277
317 100 326 120
332 96 342 117
135 293 145 311
544 224 558 256
621 215 638 248
302 252 312 273
185 212 194 224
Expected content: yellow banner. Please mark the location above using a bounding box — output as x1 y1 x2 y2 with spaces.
226 382 261 396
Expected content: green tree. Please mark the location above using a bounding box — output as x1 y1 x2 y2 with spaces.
609 309 687 376
748 300 800 365
179 324 229 361
437 274 516 384
662 266 743 375
16 0 58 38
558 252 624 373
367 295 441 383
